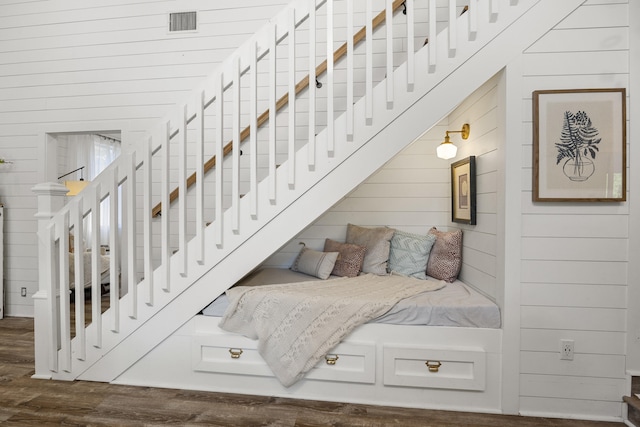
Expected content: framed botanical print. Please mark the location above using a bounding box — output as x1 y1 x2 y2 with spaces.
451 156 476 225
532 88 626 202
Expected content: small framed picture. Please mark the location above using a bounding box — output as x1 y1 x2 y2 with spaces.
532 88 626 202
451 156 476 225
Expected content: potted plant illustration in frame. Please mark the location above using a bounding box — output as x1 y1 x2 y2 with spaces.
533 88 626 202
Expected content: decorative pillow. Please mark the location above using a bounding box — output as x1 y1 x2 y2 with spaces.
426 227 463 282
345 224 394 275
290 244 339 280
323 239 367 278
388 230 437 279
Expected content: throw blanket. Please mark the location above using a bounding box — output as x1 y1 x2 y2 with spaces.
219 273 445 387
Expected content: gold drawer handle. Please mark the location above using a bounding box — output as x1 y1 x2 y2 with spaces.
425 360 442 373
325 354 339 365
229 348 243 359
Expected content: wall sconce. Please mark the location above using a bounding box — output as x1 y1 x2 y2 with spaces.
436 123 470 160
58 166 89 196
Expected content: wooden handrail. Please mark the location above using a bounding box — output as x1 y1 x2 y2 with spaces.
152 0 405 217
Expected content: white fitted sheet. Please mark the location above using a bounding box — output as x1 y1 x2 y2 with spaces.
201 268 500 328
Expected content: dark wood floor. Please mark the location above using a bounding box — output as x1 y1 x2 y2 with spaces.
0 316 625 427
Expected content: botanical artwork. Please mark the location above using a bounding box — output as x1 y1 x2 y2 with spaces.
555 110 600 183
533 88 626 202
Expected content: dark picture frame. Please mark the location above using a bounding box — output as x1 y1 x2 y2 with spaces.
451 156 476 225
532 88 626 202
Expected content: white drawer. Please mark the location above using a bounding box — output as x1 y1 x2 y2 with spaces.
383 345 486 391
193 334 375 384
306 342 376 384
192 334 272 377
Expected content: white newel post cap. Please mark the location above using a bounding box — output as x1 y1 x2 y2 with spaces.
32 182 69 219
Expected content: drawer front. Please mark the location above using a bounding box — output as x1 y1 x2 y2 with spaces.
306 342 376 384
192 334 272 377
383 346 486 391
193 335 375 384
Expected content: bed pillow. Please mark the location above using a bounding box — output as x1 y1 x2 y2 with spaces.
290 244 339 280
426 227 463 282
345 224 394 275
388 230 437 279
323 239 367 278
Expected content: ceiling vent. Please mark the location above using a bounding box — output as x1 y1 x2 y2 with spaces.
169 11 197 32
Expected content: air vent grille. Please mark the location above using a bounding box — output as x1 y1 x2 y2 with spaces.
169 11 197 32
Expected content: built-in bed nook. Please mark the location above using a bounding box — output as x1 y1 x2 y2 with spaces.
120 224 503 413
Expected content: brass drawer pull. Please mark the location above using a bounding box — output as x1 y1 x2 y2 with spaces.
325 354 339 365
229 348 243 359
425 360 442 373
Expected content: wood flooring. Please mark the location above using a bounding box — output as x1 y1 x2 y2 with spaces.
0 316 625 426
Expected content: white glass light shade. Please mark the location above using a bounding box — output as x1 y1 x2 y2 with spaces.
436 142 457 160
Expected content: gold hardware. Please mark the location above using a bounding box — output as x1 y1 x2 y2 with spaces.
325 354 339 365
425 360 442 372
229 348 243 359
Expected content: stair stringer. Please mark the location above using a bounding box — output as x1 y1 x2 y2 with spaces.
69 0 584 384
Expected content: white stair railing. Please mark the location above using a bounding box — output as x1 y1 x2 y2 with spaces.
34 0 514 380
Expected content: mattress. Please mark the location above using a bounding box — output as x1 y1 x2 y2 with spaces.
202 268 501 328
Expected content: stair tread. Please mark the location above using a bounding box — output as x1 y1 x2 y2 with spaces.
624 395 640 410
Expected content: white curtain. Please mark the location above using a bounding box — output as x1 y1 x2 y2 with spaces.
66 134 121 245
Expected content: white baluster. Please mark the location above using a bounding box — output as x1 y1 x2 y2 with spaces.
91 183 102 347
143 137 153 305
195 92 205 264
326 0 334 152
127 152 137 319
249 41 258 218
386 0 393 107
469 0 478 40
269 24 277 201
232 55 241 232
161 121 171 290
72 199 85 361
178 105 187 277
429 0 436 72
346 0 354 139
109 167 119 333
46 222 59 370
59 214 70 372
288 7 296 185
308 0 317 166
365 1 373 124
449 0 457 57
406 0 414 91
215 73 224 247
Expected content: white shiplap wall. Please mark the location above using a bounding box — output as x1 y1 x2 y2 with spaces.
518 0 630 420
0 0 289 316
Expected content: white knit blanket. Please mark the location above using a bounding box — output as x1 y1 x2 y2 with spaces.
218 273 445 387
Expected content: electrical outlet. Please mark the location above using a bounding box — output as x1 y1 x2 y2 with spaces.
21 287 27 297
560 339 574 360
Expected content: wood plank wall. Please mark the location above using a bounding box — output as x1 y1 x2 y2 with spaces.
518 0 630 420
0 0 289 316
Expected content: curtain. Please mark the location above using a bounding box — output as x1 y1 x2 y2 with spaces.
66 134 121 245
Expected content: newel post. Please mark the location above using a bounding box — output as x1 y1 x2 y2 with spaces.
31 182 68 379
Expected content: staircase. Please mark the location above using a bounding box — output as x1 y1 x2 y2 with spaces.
33 0 584 384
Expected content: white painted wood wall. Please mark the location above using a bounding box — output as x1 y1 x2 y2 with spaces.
517 0 630 420
0 0 289 316
0 0 637 422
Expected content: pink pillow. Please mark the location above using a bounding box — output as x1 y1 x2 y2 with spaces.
324 239 366 278
426 227 462 282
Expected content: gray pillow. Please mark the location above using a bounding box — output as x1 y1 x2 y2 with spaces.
290 245 339 280
388 230 437 279
345 224 394 275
